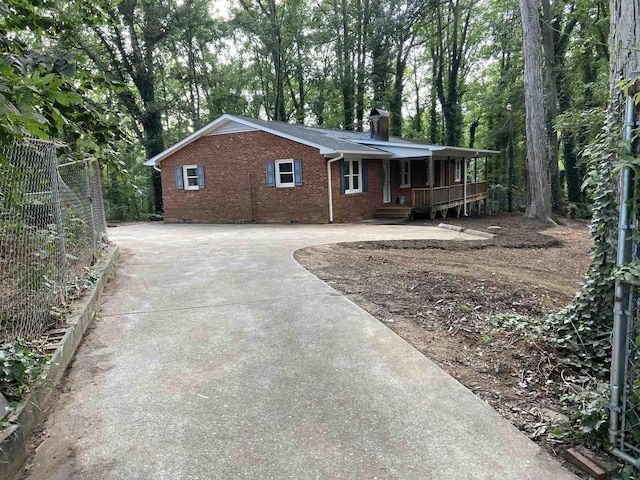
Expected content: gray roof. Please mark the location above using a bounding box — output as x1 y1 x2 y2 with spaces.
232 116 388 156
144 114 500 166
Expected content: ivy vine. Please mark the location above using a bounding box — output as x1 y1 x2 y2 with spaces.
544 113 623 378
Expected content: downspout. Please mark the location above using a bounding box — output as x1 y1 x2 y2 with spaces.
153 165 161 173
326 153 344 223
609 72 639 464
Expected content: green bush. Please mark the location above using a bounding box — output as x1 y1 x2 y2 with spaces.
0 338 49 402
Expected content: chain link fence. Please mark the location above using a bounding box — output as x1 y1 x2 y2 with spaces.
608 84 640 468
0 139 108 341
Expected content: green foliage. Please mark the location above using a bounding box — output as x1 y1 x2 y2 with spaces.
0 0 129 169
545 120 622 378
549 383 610 444
612 465 639 480
490 312 540 337
0 338 49 402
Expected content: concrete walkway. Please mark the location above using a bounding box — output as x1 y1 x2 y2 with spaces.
23 223 577 479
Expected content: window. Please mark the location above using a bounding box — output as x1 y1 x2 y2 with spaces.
399 160 411 188
183 165 199 190
176 165 205 190
343 159 362 194
266 160 302 187
276 160 295 187
454 159 462 182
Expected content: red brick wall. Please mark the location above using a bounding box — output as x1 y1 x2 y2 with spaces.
160 131 331 223
160 131 392 223
331 159 384 222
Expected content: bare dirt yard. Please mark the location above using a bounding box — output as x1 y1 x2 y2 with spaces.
295 213 593 457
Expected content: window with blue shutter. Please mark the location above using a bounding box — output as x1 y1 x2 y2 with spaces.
176 166 184 190
182 165 200 190
266 161 276 187
197 165 205 189
270 160 302 188
363 160 369 192
294 160 303 186
342 159 363 194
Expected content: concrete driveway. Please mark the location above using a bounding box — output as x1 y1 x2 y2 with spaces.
24 223 577 479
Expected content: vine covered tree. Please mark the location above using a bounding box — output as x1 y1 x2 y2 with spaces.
546 0 640 375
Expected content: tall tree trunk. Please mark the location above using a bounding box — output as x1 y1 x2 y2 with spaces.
355 0 369 131
429 46 439 143
541 0 564 215
413 56 422 133
519 0 553 222
469 119 479 148
390 45 407 137
609 0 640 113
342 0 354 130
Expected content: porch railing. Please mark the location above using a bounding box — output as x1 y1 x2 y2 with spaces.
412 182 487 207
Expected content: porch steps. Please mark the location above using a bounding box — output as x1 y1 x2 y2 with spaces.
374 205 412 219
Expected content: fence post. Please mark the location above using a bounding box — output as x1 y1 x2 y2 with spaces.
91 159 107 235
47 143 66 277
83 160 97 248
609 71 640 465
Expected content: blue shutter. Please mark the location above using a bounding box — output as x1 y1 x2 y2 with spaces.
339 159 345 194
176 166 184 190
363 160 369 192
266 161 275 187
197 165 205 189
294 160 303 186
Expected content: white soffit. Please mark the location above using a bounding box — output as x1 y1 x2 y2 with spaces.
371 145 435 159
207 120 258 135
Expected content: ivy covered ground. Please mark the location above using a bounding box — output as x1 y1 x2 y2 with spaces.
295 213 596 460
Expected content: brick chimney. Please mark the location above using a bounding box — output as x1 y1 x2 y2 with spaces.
369 108 389 141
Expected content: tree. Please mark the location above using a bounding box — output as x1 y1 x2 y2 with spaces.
56 0 180 212
0 0 125 159
546 0 639 374
432 0 477 146
236 0 289 121
541 0 567 215
519 0 553 222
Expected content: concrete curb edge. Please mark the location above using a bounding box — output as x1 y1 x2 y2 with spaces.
0 245 120 480
438 223 495 239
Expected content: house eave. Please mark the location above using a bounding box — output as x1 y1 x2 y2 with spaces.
323 150 391 158
144 115 384 166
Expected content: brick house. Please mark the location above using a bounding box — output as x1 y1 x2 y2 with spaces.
144 110 499 223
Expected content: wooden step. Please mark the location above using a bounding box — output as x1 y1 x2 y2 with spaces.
374 206 412 218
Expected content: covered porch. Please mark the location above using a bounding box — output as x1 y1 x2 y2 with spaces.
374 154 492 220
412 181 488 219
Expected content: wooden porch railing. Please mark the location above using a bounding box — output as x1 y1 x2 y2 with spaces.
412 182 487 207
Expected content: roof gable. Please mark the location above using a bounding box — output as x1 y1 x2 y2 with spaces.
144 115 388 166
144 114 500 167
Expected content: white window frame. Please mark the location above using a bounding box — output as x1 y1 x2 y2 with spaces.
399 160 411 188
454 159 462 182
183 165 200 190
344 159 362 194
275 159 295 188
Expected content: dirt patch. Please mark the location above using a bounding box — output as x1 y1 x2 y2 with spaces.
295 213 593 456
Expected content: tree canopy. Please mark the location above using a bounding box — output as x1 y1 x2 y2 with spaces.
2 0 612 219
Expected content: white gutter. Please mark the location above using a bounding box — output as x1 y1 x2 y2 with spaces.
326 153 344 223
153 165 161 173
